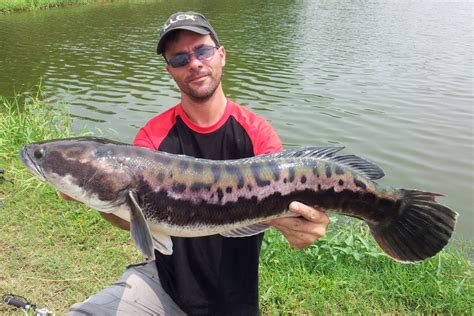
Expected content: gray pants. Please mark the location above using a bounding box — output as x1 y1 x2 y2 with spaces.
67 261 186 316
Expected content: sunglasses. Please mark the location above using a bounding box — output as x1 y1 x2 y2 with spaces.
166 45 220 68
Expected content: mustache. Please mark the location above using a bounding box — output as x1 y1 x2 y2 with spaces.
185 70 210 83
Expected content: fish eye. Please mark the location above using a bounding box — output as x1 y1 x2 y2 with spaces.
34 148 45 160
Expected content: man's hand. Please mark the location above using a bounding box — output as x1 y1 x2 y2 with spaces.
265 202 329 249
58 191 130 231
59 192 75 201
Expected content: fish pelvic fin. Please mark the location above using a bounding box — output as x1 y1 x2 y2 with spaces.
127 191 156 261
368 189 458 263
152 234 173 256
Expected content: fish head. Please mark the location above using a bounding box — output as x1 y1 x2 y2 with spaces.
20 137 135 212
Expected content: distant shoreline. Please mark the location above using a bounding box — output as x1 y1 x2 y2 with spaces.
0 0 110 13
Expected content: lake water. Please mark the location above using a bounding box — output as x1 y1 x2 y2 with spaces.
0 0 472 242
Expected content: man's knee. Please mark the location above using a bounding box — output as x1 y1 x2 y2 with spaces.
67 279 132 315
67 262 185 316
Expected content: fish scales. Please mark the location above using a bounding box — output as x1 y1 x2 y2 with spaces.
20 137 458 263
143 156 375 216
114 153 399 235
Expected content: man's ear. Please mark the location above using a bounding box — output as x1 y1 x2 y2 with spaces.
219 46 226 67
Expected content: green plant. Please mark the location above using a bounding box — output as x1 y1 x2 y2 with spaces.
0 92 72 161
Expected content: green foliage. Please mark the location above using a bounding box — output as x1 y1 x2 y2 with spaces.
0 94 141 315
0 93 72 161
0 0 101 12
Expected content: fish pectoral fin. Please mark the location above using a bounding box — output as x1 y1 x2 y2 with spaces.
152 234 173 255
220 223 270 238
127 191 155 261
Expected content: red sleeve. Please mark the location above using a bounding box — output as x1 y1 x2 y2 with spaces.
133 106 178 150
252 118 283 155
134 127 157 149
229 101 283 156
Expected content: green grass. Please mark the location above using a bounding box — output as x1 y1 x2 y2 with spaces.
0 94 142 314
0 94 473 314
0 0 108 13
260 227 472 314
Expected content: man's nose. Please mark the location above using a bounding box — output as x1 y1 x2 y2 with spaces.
187 54 204 69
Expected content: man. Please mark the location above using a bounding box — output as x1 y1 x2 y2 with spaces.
68 12 329 315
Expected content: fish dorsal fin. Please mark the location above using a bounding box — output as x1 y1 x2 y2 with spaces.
220 223 270 238
277 146 345 159
332 155 385 180
244 146 345 162
127 191 156 261
242 146 383 180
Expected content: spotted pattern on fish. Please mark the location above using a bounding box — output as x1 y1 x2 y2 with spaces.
301 175 307 184
216 188 224 202
266 161 281 181
158 155 172 166
190 182 212 192
250 163 271 187
192 163 204 174
224 165 245 189
138 174 400 231
157 172 165 183
177 160 189 172
288 166 296 183
172 182 187 194
159 157 381 209
211 165 221 183
325 164 332 178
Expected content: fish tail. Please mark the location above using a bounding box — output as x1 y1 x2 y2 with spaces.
368 189 458 263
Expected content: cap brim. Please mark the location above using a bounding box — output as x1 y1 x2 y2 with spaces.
157 26 211 54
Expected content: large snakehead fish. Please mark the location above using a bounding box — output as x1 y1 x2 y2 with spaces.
20 137 458 263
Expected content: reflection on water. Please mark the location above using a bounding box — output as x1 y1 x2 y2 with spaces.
0 0 472 241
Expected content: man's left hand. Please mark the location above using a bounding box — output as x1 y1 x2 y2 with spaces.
265 202 329 249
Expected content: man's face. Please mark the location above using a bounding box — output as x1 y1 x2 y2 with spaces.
164 31 226 102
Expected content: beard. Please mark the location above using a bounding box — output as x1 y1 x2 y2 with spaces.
177 68 222 102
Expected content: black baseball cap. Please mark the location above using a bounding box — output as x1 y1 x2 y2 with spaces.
156 12 220 55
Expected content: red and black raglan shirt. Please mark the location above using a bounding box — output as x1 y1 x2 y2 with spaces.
134 99 282 316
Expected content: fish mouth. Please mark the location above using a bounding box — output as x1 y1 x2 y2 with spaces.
20 146 46 181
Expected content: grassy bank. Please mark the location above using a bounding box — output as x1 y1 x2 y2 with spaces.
0 95 473 314
0 0 106 13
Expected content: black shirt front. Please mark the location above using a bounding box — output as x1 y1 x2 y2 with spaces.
134 100 282 315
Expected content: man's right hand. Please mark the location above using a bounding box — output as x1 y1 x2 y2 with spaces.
59 192 75 201
59 192 130 231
